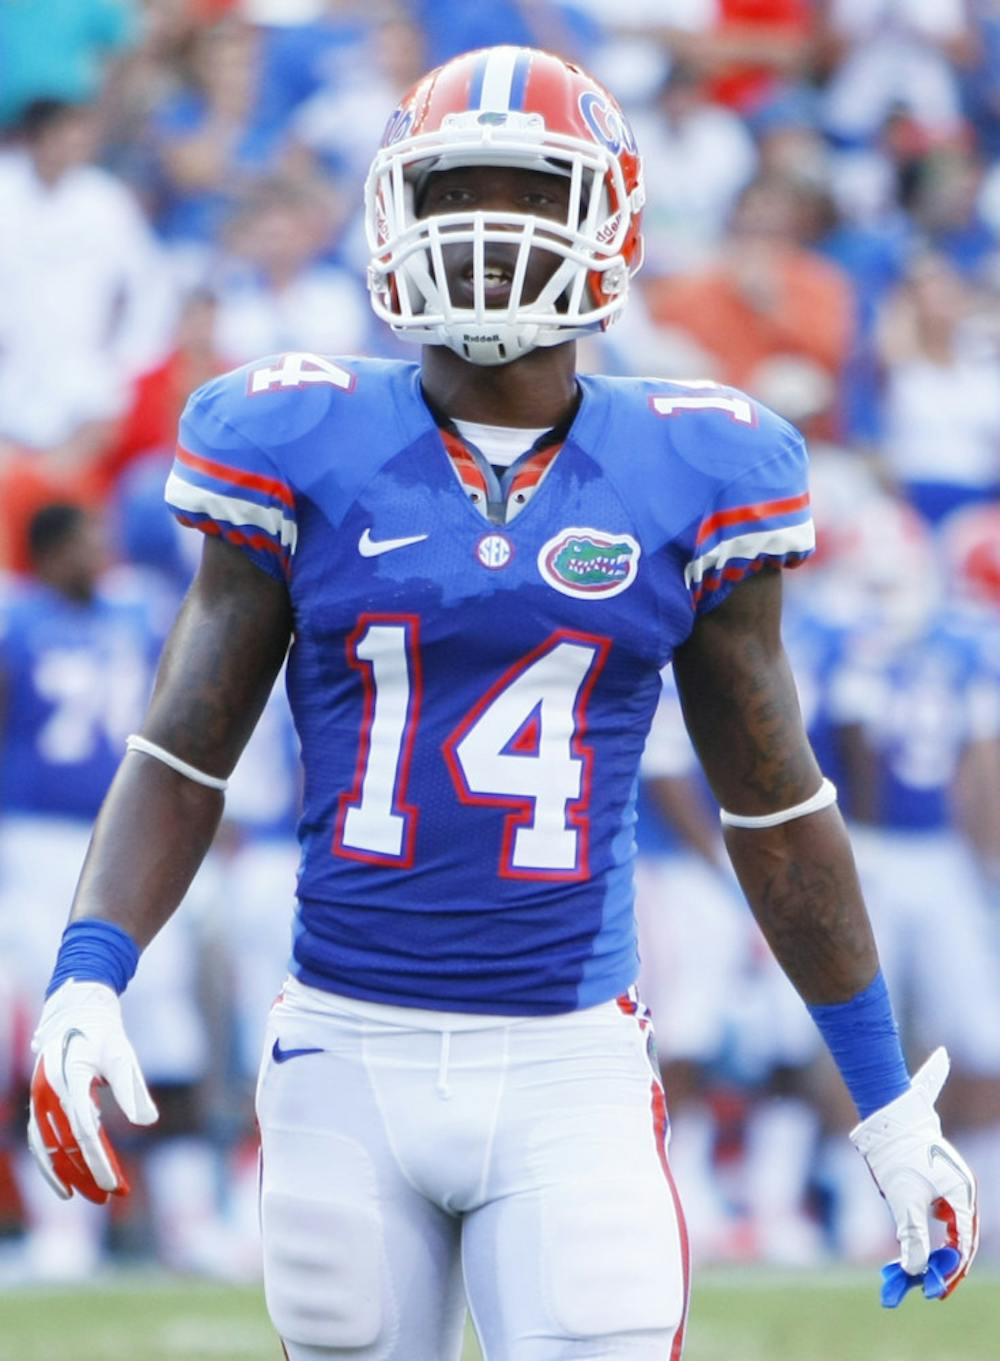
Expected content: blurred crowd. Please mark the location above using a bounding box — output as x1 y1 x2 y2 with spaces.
1 0 1000 1284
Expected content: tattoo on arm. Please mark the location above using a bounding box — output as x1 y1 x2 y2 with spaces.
674 571 879 1004
144 537 293 774
672 569 819 815
731 819 878 1002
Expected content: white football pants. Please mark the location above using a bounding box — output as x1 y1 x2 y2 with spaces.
256 978 689 1361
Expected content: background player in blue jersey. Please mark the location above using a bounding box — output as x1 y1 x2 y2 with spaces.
633 671 749 1261
814 497 1000 1263
0 502 157 1281
0 503 232 1279
26 46 977 1359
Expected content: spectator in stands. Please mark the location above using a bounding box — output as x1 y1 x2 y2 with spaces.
963 1 1000 158
905 144 999 282
210 176 372 363
412 0 599 69
146 15 287 273
0 98 176 572
877 250 1000 524
0 98 175 457
288 15 430 189
247 0 401 133
97 289 228 498
643 172 854 428
819 0 976 147
630 60 757 275
101 0 240 186
612 0 817 116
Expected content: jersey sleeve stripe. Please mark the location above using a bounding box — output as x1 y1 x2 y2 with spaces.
685 520 815 590
176 443 295 510
694 492 810 548
692 556 801 606
166 471 298 554
175 514 289 565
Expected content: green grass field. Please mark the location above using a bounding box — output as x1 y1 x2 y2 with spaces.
0 1267 996 1361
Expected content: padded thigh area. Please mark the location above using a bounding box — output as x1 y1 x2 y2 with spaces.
461 1015 688 1359
543 1168 680 1337
263 1177 383 1349
255 1001 467 1361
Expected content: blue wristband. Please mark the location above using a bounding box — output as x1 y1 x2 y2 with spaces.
46 919 141 998
807 970 910 1118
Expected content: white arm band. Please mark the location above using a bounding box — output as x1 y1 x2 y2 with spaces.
720 777 837 829
126 734 228 792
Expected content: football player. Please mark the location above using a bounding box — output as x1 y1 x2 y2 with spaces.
819 497 1000 1262
633 672 752 1262
1 503 225 1275
27 47 977 1357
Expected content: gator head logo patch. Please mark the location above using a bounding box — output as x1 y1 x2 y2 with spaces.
537 527 641 599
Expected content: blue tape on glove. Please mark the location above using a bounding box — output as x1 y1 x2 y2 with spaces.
880 1246 962 1308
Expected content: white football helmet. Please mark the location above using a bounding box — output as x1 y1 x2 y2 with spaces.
364 45 645 366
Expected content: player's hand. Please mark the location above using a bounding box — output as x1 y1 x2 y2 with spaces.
27 980 158 1204
850 1047 978 1305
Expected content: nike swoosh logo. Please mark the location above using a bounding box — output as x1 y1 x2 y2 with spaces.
358 528 429 557
929 1143 973 1201
271 1038 324 1065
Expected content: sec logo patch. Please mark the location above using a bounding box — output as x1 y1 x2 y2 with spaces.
538 527 641 599
476 533 514 570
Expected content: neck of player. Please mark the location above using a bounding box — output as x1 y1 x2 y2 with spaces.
420 340 579 430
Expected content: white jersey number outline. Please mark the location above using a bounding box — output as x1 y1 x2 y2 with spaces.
334 623 609 879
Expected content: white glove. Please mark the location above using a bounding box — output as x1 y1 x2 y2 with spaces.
850 1047 978 1298
27 980 158 1204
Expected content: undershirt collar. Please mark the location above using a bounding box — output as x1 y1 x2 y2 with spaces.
451 418 550 468
421 383 580 525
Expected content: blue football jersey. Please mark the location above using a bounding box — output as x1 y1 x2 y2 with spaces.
781 594 853 806
225 677 302 841
829 610 1000 830
635 667 717 858
0 576 162 819
166 353 814 1014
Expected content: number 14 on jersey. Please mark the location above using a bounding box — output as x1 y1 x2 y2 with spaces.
334 617 610 880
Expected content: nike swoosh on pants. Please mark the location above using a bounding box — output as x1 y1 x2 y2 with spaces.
271 1039 324 1064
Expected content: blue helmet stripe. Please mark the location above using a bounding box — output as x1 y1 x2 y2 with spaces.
468 52 488 109
509 49 531 110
